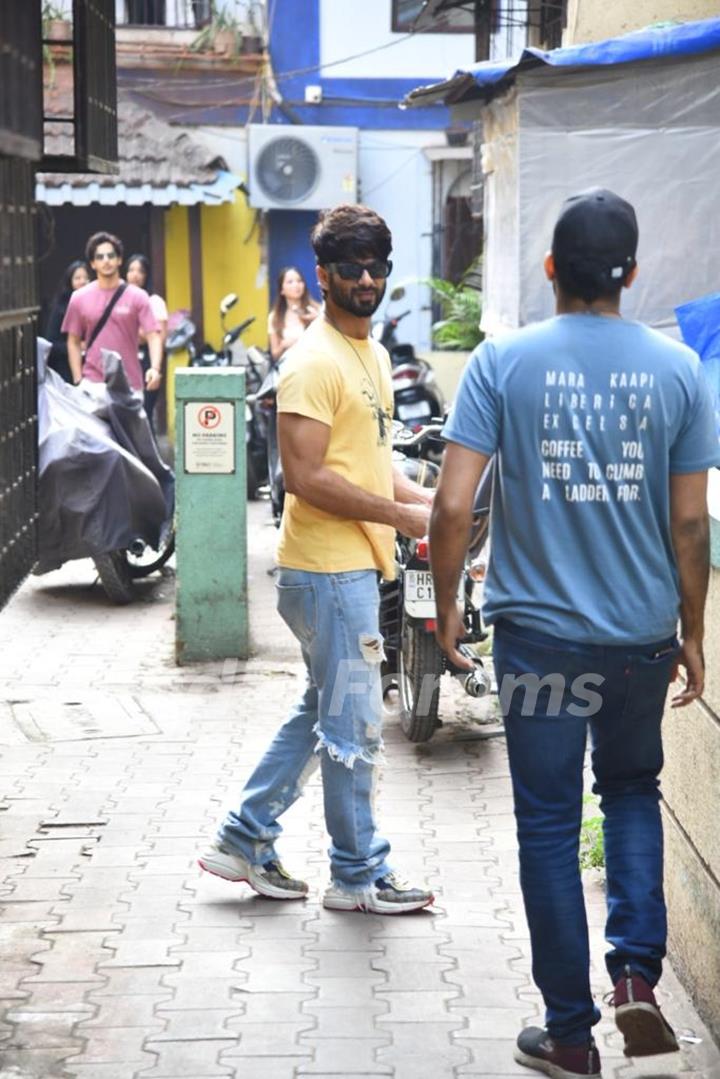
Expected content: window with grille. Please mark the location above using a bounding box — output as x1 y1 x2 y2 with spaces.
41 0 119 173
391 0 475 33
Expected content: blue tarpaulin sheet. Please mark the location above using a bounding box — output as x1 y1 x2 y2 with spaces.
676 293 720 439
406 17 720 104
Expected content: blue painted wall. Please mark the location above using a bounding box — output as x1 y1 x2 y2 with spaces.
268 0 453 130
267 210 322 311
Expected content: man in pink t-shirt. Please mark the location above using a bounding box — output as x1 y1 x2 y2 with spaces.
62 231 161 393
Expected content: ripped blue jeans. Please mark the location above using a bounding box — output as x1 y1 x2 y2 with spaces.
217 568 391 890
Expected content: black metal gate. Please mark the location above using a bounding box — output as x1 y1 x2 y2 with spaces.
0 59 41 608
0 0 118 610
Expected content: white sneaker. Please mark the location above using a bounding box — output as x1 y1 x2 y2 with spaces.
198 843 308 899
323 872 434 914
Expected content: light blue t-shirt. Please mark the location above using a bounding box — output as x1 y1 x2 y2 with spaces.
444 314 720 644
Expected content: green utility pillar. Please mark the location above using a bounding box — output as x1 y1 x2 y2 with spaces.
174 368 249 663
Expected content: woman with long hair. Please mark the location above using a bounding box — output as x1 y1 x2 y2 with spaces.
125 253 168 428
44 259 91 383
267 266 319 361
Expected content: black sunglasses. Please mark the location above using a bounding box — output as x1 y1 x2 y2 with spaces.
324 260 392 282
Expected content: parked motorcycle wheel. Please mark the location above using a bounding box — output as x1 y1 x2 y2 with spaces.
93 550 134 605
125 528 175 579
398 619 444 742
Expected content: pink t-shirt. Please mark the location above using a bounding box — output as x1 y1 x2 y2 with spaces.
62 280 159 390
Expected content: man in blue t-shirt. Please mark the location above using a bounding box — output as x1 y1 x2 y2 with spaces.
430 188 720 1079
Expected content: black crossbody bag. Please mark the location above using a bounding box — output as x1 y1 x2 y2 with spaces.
84 282 128 356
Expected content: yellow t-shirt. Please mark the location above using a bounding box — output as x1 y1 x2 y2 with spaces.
276 317 396 580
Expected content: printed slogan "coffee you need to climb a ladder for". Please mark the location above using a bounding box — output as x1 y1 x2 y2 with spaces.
540 368 654 505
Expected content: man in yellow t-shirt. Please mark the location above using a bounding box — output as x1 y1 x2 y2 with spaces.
200 205 436 914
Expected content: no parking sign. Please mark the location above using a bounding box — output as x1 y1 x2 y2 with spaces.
184 401 236 474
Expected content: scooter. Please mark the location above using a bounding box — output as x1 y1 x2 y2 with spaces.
379 420 492 742
36 342 175 605
251 354 285 526
194 292 256 368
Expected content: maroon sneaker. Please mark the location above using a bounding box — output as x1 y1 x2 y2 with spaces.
514 1027 602 1079
612 966 679 1057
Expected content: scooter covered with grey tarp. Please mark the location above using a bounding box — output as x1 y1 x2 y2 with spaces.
35 341 175 602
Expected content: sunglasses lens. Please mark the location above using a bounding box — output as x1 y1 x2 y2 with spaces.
335 261 390 280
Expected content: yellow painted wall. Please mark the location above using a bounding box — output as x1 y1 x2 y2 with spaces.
164 204 192 442
201 189 268 355
162 192 268 443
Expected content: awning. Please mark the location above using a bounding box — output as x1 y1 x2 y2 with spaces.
36 168 242 207
403 15 720 107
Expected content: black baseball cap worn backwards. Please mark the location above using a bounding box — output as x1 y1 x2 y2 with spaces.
552 187 639 291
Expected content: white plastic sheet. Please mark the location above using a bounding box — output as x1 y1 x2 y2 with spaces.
479 52 720 336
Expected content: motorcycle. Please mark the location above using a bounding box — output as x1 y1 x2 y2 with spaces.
250 352 285 527
380 420 493 742
372 286 445 428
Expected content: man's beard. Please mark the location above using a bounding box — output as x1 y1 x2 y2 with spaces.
328 275 386 317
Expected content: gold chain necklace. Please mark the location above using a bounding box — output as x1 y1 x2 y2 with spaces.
324 314 390 443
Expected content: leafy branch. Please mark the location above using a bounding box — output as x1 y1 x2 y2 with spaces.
424 270 484 352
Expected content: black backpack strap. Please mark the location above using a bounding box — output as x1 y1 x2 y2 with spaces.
85 282 128 354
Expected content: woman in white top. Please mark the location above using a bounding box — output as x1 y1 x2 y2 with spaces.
267 266 320 362
126 253 168 429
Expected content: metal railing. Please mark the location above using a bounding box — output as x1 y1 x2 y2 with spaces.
117 0 212 27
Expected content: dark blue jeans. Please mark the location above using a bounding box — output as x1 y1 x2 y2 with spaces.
493 619 678 1046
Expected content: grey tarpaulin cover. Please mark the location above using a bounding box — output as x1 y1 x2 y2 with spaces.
477 49 720 336
36 342 174 573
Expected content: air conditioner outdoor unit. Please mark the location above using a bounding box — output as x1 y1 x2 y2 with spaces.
247 125 358 211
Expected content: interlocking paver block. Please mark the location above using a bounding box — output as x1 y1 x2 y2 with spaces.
222 1021 315 1057
4 1009 87 1049
142 1038 235 1076
24 932 110 984
150 1008 243 1042
305 977 386 1009
296 1037 391 1074
301 1002 389 1038
227 991 313 1024
79 994 172 1029
375 990 460 1023
159 976 245 1010
306 950 383 978
98 940 181 969
456 1036 533 1074
90 968 174 997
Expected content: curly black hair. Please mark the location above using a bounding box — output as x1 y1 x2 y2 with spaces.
310 204 392 265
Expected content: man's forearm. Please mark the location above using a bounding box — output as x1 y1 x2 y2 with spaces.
672 514 710 640
146 331 163 372
429 496 471 619
288 464 400 528
67 336 83 383
393 466 434 506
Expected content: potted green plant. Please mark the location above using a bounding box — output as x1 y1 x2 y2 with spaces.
427 271 484 352
42 1 72 42
190 2 244 56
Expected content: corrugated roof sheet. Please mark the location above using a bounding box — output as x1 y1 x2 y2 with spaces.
36 95 243 206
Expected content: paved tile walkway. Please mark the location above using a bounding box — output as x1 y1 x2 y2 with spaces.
0 503 718 1078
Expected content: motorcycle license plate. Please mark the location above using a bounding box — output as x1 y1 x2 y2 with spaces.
405 569 438 618
397 403 432 423
404 569 464 619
